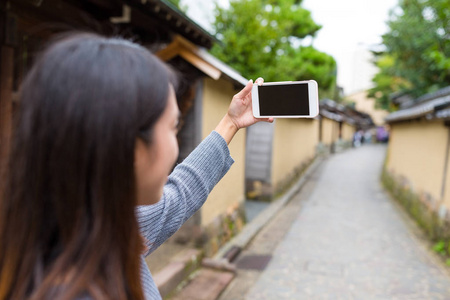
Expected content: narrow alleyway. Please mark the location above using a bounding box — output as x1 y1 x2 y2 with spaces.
220 144 450 299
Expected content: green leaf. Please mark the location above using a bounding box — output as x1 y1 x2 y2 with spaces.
433 240 447 255
370 0 450 106
210 0 337 98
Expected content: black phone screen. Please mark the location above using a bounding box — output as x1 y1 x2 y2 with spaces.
258 83 310 116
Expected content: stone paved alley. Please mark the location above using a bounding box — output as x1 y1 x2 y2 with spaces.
219 145 450 300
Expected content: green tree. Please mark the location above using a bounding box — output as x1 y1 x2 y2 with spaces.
368 55 412 111
370 0 450 109
166 0 181 7
210 0 337 99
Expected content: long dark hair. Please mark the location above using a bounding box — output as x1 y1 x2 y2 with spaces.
0 32 172 299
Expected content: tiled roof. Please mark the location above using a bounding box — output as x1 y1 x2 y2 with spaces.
385 87 450 123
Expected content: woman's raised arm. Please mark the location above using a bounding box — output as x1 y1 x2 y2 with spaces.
215 78 273 144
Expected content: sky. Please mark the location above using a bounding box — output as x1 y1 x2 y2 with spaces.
180 0 399 95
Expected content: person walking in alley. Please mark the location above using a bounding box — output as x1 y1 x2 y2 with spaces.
0 32 272 300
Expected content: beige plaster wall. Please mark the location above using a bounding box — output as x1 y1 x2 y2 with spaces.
200 77 246 226
342 123 355 142
387 121 448 202
321 118 339 145
443 131 450 208
347 90 388 126
272 118 319 188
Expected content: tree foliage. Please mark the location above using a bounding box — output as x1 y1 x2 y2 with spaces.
166 0 181 7
369 0 450 110
210 0 337 98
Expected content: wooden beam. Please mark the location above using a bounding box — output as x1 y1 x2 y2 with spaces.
178 48 221 80
85 0 119 11
129 7 169 39
155 39 180 61
11 0 107 33
173 35 201 53
156 35 221 80
110 4 131 23
0 46 14 171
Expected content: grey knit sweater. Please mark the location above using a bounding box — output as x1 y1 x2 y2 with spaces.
136 131 234 299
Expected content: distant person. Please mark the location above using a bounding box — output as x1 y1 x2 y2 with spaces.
0 33 273 300
364 130 373 144
376 126 389 143
353 130 363 147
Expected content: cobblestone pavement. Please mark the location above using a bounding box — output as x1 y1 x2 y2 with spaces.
221 145 450 300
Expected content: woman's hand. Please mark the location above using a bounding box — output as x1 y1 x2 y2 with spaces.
215 77 274 144
227 77 273 129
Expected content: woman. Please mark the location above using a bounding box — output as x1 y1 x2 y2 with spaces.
0 33 272 299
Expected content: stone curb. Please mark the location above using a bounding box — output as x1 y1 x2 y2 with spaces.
156 156 325 299
154 248 202 298
213 156 325 261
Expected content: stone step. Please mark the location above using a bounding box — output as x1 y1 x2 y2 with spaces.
169 268 235 300
153 248 202 298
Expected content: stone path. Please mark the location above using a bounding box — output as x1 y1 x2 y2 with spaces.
222 144 450 299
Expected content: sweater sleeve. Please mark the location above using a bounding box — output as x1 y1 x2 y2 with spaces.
136 131 234 255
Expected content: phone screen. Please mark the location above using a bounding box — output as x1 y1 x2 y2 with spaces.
258 83 310 116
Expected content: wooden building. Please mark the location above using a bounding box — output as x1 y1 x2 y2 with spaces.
0 0 249 257
1 0 216 165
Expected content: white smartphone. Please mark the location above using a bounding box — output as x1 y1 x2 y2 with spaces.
252 80 319 118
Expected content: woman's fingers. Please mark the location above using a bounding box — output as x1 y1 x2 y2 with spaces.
234 77 265 100
234 79 253 99
258 117 273 123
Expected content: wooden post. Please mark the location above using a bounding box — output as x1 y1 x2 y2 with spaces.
441 122 450 202
0 45 14 172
